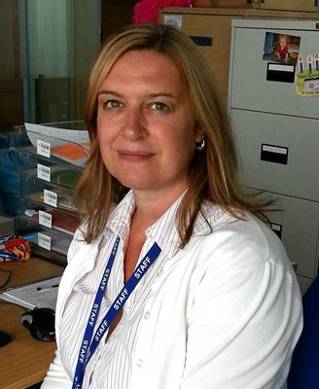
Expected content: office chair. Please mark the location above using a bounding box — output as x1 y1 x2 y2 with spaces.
287 275 319 388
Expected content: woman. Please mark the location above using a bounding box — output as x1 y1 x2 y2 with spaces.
42 24 302 389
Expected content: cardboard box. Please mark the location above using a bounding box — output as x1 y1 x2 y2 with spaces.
193 0 319 12
193 0 247 7
254 0 319 12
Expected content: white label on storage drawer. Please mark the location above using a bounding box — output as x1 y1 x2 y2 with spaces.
39 210 52 228
37 163 51 182
38 232 51 251
262 144 287 154
163 14 182 29
268 64 295 72
44 189 58 207
37 139 51 158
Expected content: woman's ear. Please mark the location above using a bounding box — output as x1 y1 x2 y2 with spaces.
194 123 205 143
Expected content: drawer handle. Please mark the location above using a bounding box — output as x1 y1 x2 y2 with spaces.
266 63 295 83
189 35 213 47
260 144 288 165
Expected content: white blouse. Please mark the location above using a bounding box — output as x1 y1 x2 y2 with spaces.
42 191 303 389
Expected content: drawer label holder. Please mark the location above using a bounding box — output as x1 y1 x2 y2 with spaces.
260 144 288 165
266 63 295 83
271 222 282 239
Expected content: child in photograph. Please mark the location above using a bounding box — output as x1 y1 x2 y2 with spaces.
275 34 289 63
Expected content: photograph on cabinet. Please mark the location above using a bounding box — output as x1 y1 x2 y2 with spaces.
262 32 301 65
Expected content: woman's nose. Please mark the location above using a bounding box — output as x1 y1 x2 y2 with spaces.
121 107 147 140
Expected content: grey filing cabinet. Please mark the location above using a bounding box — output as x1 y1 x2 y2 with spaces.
228 19 319 293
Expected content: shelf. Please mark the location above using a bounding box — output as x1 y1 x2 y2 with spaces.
12 123 87 259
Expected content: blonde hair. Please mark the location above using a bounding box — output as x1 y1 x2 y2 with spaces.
75 23 270 244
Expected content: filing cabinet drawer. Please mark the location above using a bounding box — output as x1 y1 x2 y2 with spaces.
232 109 319 201
262 192 319 279
229 20 319 119
162 13 244 96
180 14 238 96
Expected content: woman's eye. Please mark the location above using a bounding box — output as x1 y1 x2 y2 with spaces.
103 99 122 109
149 102 169 112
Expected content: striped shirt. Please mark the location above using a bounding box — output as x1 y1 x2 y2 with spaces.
59 190 183 388
42 190 302 389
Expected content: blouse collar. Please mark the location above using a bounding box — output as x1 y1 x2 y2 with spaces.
105 189 224 258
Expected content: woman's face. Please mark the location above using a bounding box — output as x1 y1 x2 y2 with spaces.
96 49 203 197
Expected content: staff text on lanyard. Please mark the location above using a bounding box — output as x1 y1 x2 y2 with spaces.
72 236 161 389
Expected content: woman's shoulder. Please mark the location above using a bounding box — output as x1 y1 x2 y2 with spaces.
194 206 290 271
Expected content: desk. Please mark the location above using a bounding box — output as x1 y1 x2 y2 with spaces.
0 257 64 389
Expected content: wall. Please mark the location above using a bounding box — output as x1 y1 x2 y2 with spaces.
26 0 68 78
24 0 100 122
101 0 137 43
0 0 23 129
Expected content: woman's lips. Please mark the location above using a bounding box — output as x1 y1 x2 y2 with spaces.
117 150 154 161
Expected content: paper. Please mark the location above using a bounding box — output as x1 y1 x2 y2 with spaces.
0 276 61 310
25 122 90 167
25 122 89 145
296 53 319 96
163 14 182 30
51 142 90 167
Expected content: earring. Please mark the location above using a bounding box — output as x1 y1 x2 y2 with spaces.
195 138 206 151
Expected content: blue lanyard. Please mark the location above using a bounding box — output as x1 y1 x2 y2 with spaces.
72 236 161 389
